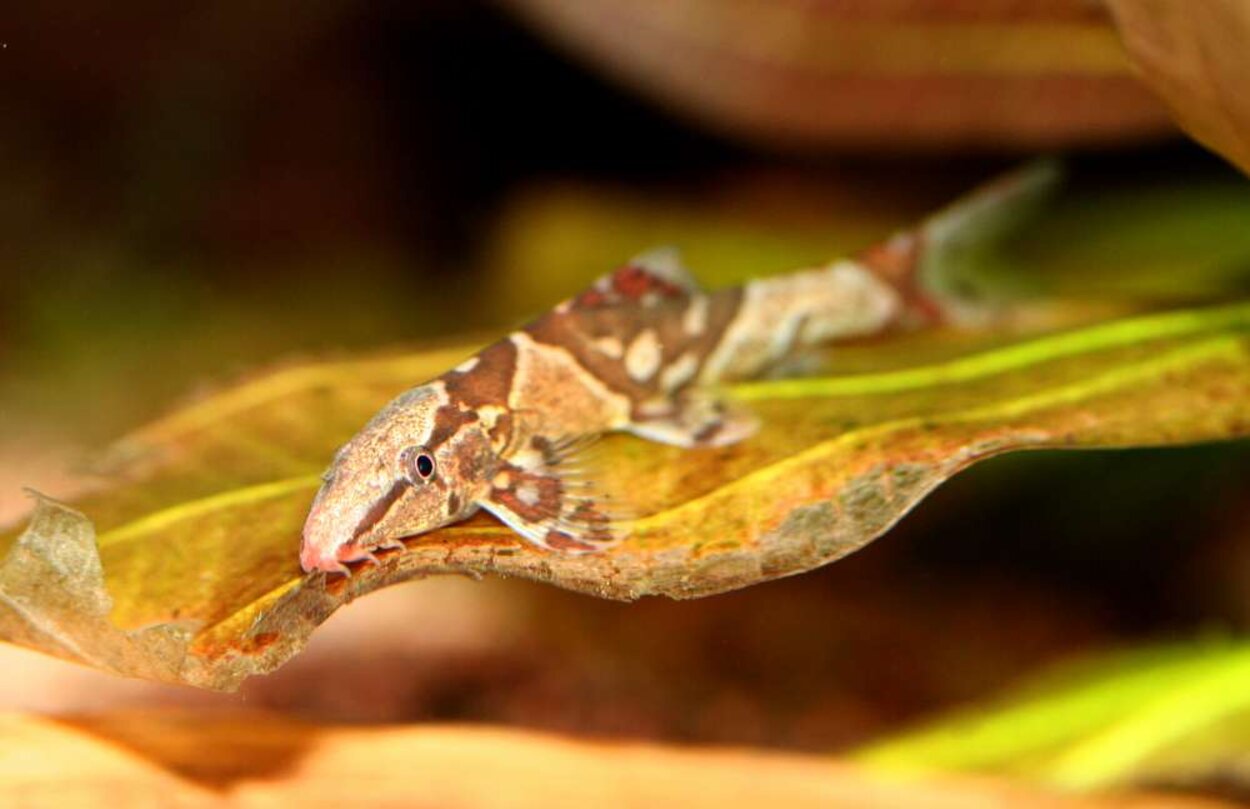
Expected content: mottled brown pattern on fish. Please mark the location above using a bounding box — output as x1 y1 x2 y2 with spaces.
543 530 596 552
488 411 514 452
427 339 518 449
524 307 639 399
523 285 744 419
574 261 689 310
610 264 687 300
423 406 477 454
443 340 518 409
566 500 613 543
672 288 746 379
489 465 563 525
530 435 572 468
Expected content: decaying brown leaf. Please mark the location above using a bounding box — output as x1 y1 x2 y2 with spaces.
4 301 1250 690
501 0 1174 149
1107 0 1250 176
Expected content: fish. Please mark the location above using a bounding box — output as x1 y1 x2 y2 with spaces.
299 160 1060 574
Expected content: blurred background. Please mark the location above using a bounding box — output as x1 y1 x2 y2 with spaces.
4 0 1250 803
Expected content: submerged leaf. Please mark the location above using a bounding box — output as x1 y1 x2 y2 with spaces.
1107 0 1250 176
6 300 1250 689
10 712 1230 808
501 0 1173 149
856 638 1250 792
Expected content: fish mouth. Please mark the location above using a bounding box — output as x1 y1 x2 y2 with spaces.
300 505 405 574
299 478 414 574
298 541 337 574
299 538 372 575
299 491 363 574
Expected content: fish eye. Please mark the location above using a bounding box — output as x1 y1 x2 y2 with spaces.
402 446 436 482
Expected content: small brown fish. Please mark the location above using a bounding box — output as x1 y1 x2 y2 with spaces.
300 162 1058 573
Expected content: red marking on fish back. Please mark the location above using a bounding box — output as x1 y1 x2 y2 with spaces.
612 264 684 299
575 288 610 308
573 264 688 310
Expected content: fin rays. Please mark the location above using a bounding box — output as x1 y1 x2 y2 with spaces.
476 432 631 553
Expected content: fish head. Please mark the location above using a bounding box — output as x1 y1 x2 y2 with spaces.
300 383 490 573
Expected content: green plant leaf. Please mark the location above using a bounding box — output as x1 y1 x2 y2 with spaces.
856 637 1250 792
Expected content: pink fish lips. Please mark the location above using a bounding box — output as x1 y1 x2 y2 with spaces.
299 499 353 574
298 535 357 575
299 493 394 575
299 522 396 575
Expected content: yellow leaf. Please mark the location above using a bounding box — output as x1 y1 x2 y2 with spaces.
5 301 1250 690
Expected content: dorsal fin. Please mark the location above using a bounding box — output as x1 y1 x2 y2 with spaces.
573 246 700 309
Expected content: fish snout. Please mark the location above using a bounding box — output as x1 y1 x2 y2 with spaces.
299 539 336 574
300 496 350 574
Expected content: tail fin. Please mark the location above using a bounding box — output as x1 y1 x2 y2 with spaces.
859 158 1064 328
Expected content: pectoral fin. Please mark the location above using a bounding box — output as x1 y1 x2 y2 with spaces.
476 434 627 553
627 392 758 448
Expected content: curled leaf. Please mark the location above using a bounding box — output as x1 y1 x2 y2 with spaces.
501 0 1174 149
5 302 1250 689
1107 0 1250 176
10 712 1228 808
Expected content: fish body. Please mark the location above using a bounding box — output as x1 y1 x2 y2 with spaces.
300 162 1059 573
